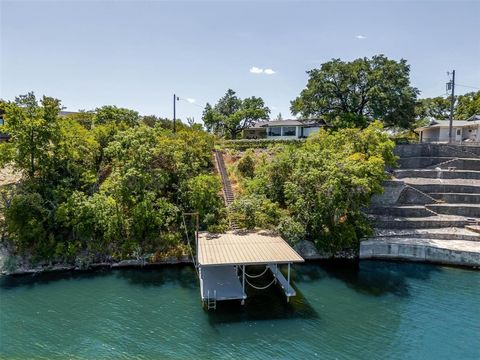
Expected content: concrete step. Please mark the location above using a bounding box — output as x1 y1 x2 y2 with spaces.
375 227 480 241
396 186 438 205
465 224 480 234
403 181 480 194
397 157 480 171
395 144 480 159
368 205 435 217
395 169 480 180
360 237 480 267
372 215 474 229
426 203 480 218
429 192 480 204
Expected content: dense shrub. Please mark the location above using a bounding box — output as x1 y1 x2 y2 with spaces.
221 138 305 150
236 150 255 178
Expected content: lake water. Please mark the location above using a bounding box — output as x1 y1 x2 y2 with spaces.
1 261 479 360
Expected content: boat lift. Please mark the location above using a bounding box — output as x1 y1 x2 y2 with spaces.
196 230 304 310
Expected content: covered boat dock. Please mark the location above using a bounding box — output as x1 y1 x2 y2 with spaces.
197 231 304 309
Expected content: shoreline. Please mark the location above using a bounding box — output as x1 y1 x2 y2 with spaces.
2 254 478 278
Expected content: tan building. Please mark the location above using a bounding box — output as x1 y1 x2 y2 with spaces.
415 115 480 143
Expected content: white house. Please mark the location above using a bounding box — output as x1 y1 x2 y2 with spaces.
243 119 327 140
416 115 480 143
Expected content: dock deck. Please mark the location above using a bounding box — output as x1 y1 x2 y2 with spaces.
199 266 246 301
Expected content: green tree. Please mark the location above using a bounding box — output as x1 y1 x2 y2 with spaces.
456 91 480 120
415 97 451 120
64 110 95 129
181 174 224 227
52 117 100 191
94 105 140 127
0 93 61 178
291 55 419 129
5 192 51 256
203 89 270 139
228 195 282 230
237 149 256 178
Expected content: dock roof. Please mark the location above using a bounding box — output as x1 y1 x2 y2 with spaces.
197 230 304 266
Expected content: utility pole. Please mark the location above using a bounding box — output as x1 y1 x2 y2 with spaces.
173 93 177 133
448 70 456 143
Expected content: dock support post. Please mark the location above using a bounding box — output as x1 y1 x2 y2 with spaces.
287 263 291 303
242 265 245 294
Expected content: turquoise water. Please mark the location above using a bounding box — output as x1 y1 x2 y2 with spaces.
0 261 479 360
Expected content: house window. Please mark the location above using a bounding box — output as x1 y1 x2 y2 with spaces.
282 127 296 136
457 129 461 135
268 127 281 136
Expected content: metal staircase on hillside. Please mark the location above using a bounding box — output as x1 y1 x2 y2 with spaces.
214 150 238 229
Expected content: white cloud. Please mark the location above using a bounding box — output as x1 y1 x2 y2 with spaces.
186 98 196 103
250 66 264 74
355 35 366 40
250 66 277 75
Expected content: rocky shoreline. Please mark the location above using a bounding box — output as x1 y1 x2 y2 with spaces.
0 255 194 276
0 240 359 276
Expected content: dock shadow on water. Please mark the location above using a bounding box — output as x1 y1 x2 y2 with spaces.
207 269 319 326
114 265 198 290
0 269 112 290
300 259 443 298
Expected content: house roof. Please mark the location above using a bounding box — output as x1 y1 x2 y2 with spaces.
248 119 327 130
197 230 304 266
59 111 78 116
415 120 480 131
415 115 480 132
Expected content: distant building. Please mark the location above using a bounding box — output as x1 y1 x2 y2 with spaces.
416 114 480 143
243 119 328 140
0 114 8 142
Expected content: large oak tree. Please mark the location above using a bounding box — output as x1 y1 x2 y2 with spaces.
202 89 270 139
291 55 419 129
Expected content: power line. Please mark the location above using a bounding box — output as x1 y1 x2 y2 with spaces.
456 84 480 90
177 97 205 109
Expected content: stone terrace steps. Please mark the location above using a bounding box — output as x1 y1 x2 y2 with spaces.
397 157 480 171
394 169 480 180
465 225 480 234
401 178 480 194
374 227 480 242
372 215 475 229
425 203 480 218
368 205 436 218
429 192 480 204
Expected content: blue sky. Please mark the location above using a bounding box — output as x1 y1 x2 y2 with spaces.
1 0 479 123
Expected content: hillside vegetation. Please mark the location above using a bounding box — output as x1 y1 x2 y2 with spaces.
225 122 396 252
0 93 396 269
0 93 225 266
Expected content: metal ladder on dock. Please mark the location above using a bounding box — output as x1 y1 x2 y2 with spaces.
206 290 217 310
214 150 238 230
